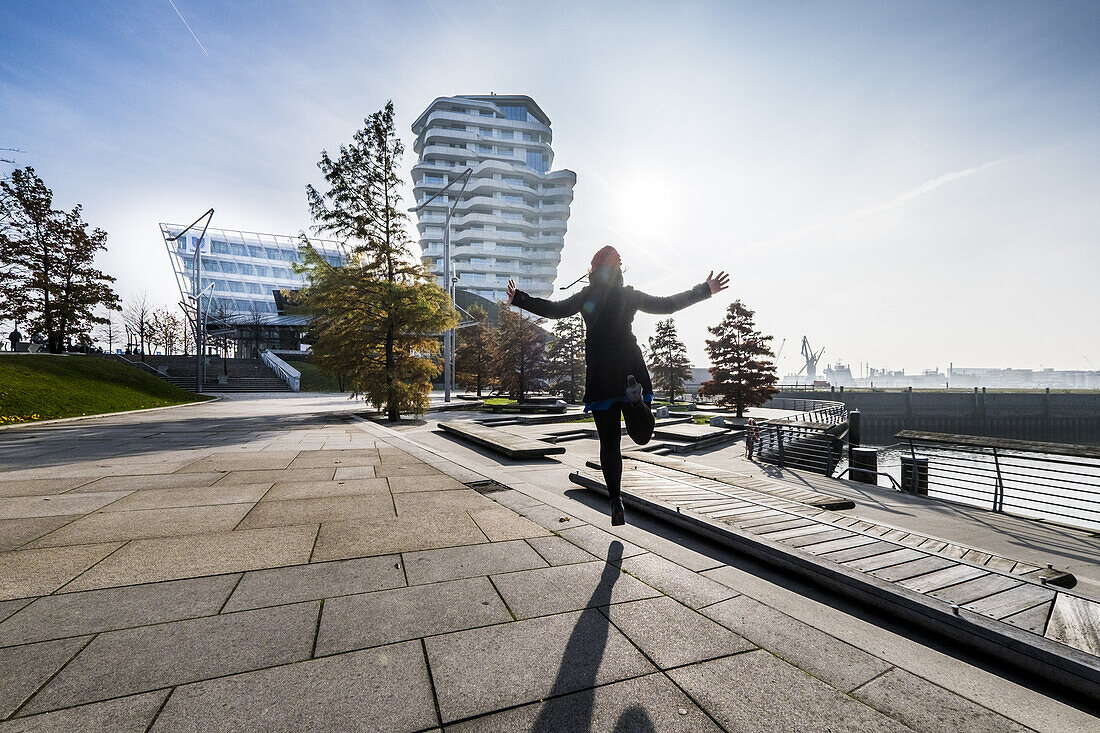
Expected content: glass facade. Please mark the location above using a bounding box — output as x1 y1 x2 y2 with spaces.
159 224 347 316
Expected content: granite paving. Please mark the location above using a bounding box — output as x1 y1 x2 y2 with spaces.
0 395 1084 732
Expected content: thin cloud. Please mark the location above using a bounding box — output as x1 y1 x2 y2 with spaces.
760 157 1016 247
167 0 209 57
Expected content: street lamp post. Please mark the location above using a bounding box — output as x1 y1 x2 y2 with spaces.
409 168 472 403
165 209 214 392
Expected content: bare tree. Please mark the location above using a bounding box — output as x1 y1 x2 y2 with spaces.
123 293 153 361
95 309 119 353
150 307 185 356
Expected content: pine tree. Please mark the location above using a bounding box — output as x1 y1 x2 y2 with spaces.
647 318 692 402
493 303 547 402
455 305 494 397
0 167 120 352
546 314 585 402
699 300 779 417
300 102 456 419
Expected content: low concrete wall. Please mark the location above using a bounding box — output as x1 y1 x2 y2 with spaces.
778 389 1100 446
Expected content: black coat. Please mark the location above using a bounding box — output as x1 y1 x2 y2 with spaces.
512 279 711 404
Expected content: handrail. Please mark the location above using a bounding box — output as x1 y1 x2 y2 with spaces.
895 430 1100 460
260 349 300 392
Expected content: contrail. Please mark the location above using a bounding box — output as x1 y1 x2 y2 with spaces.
167 0 209 57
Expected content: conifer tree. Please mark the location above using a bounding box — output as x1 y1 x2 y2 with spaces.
299 102 457 419
455 305 494 397
546 314 586 402
647 318 692 402
699 300 779 417
493 303 547 402
0 167 120 352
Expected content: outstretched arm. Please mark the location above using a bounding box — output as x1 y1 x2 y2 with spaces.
507 278 586 319
635 271 730 314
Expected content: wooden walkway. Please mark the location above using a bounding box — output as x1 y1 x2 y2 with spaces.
569 457 1100 696
437 421 565 459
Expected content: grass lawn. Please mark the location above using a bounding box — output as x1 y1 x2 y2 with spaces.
0 354 208 425
289 360 344 393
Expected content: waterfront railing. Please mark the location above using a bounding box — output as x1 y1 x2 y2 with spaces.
753 398 849 476
894 430 1100 530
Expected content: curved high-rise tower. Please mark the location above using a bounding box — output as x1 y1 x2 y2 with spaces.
411 94 576 301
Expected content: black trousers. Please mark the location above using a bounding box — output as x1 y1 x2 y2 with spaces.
592 402 655 502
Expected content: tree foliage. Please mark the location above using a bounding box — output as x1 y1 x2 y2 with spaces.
0 167 120 352
699 300 779 417
546 314 585 402
494 303 547 402
300 101 455 419
296 244 455 416
647 318 692 402
455 305 494 397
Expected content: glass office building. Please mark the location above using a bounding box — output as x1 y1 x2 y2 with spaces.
159 224 347 351
410 94 576 301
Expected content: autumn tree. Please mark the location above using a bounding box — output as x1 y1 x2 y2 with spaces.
0 167 120 352
123 293 153 360
699 300 779 417
455 305 494 397
299 101 457 419
150 308 185 355
647 318 692 402
494 303 547 402
546 314 585 402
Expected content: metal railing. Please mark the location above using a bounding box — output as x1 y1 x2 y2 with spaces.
260 350 300 392
895 430 1100 530
753 399 849 476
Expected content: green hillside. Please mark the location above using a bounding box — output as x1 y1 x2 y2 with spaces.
0 354 207 425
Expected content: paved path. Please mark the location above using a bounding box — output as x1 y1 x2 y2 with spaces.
0 395 1095 731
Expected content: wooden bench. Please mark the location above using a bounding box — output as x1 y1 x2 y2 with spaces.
438 421 565 459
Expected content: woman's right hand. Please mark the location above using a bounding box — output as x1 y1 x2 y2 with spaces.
506 278 516 304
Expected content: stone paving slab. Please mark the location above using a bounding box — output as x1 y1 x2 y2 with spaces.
0 477 95 498
852 667 1031 732
213 468 336 486
385 475 467 493
0 543 122 600
0 690 169 733
0 516 80 552
0 636 90 718
525 535 598 566
222 555 406 613
0 601 29 625
150 642 437 733
489 560 661 619
27 504 254 548
176 452 300 473
236 494 395 530
425 609 656 723
59 526 316 592
286 449 382 469
468 506 551 541
618 553 739 609
0 492 131 520
403 539 547 585
392 489 498 515
100 483 269 511
331 465 378 480
21 601 318 715
75 473 227 493
701 593 894 693
311 513 487 561
557 525 648 561
316 576 511 656
262 478 388 501
604 596 756 669
668 651 911 733
0 574 241 646
374 463 447 478
446 672 723 732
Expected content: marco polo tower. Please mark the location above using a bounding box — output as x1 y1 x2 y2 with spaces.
411 95 576 301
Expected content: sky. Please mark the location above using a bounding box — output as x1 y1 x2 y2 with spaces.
2 0 1098 375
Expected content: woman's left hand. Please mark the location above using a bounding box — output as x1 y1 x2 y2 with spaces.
706 271 730 295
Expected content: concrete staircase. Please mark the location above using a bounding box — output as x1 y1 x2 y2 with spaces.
117 355 293 393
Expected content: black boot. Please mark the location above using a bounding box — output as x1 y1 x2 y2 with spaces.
610 496 625 526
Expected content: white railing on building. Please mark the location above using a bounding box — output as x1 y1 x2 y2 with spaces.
261 349 301 392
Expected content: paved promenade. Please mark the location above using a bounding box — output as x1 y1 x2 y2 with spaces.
0 395 1095 731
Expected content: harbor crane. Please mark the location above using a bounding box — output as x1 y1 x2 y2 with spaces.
797 336 825 382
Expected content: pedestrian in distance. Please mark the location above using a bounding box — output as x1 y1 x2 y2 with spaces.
746 417 760 460
7 327 21 352
508 245 729 525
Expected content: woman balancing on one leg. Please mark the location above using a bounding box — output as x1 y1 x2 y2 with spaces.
508 245 729 526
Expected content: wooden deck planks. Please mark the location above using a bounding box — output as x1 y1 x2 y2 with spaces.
965 584 1057 620
1046 595 1100 657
